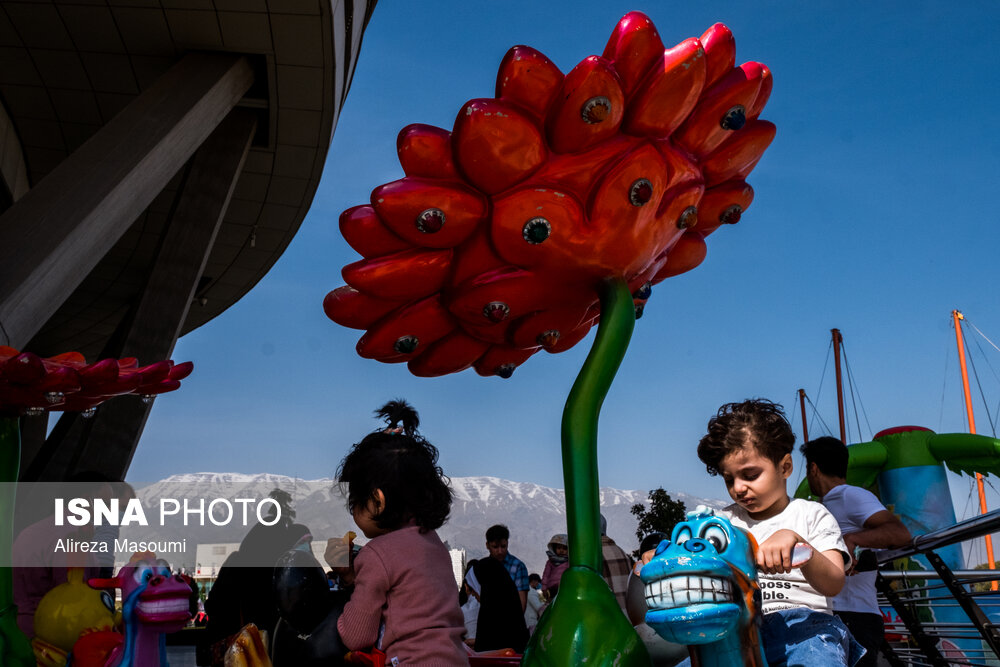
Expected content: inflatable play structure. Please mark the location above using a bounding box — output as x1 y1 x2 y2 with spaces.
323 10 775 665
0 349 191 667
794 426 1000 664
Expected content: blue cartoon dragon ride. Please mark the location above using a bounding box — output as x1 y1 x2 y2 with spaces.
640 508 768 667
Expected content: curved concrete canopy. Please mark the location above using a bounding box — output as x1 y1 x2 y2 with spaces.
0 0 377 358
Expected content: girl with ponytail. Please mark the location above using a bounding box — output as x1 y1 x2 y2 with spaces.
334 400 468 664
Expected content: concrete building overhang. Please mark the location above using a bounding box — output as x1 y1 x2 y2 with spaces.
0 0 376 358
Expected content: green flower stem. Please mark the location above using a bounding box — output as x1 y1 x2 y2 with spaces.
563 278 635 572
0 416 35 667
523 278 649 666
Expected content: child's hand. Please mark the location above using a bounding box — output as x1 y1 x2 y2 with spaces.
324 531 356 569
756 529 803 574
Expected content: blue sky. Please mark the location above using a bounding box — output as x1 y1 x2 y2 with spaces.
129 1 1000 529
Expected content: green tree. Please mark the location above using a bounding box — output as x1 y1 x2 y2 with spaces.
970 559 1000 593
630 488 686 557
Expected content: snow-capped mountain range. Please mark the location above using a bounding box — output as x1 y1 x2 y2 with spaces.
124 473 724 574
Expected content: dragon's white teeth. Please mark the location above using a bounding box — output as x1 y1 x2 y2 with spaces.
644 575 734 610
137 597 189 614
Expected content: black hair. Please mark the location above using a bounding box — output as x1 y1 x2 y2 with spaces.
528 572 541 583
485 524 510 542
799 436 848 478
337 400 451 532
376 399 419 435
697 398 796 476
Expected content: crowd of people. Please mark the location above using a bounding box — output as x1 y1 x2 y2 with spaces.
11 397 915 666
303 397 911 666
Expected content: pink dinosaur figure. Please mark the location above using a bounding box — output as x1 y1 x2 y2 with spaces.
83 552 194 667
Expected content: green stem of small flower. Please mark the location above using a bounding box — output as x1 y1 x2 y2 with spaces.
0 416 34 666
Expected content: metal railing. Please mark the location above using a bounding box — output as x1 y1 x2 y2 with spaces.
873 508 1000 666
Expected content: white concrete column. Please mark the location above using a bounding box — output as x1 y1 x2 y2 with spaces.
0 53 254 349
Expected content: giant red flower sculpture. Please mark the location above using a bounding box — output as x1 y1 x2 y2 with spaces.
0 346 192 417
325 12 774 381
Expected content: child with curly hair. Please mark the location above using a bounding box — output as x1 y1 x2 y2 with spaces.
335 400 467 665
691 398 864 666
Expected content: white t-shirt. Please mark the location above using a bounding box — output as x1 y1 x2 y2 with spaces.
723 497 848 615
821 484 887 615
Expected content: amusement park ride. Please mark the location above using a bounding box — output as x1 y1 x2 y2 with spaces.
2 8 999 667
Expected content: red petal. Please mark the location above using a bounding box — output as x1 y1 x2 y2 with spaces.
447 227 506 288
356 296 455 362
396 124 458 180
340 205 411 259
0 346 19 362
37 366 82 393
652 232 707 281
47 351 87 367
135 361 171 386
696 180 754 236
602 11 664 98
655 182 704 234
77 370 139 396
0 385 42 411
496 45 563 121
343 248 452 301
167 361 194 381
508 303 593 350
457 319 515 345
408 331 490 377
654 140 703 192
531 134 641 202
674 62 765 158
324 285 406 330
136 379 181 396
545 56 625 154
702 119 776 186
454 99 546 194
587 143 675 276
118 358 138 370
700 23 736 89
372 177 487 249
747 65 772 121
474 345 539 378
624 38 706 137
446 266 582 329
490 186 589 275
548 317 596 353
1 352 46 384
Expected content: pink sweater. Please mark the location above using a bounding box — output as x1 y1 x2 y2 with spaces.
337 526 467 665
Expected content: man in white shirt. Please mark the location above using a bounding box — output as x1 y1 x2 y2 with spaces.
802 436 912 667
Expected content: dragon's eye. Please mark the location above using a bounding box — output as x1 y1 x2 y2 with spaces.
674 526 692 546
701 524 729 552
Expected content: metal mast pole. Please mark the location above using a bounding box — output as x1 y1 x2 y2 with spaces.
953 309 996 586
832 328 846 443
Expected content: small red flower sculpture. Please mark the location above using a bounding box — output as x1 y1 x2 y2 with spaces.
324 12 775 378
0 346 193 417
